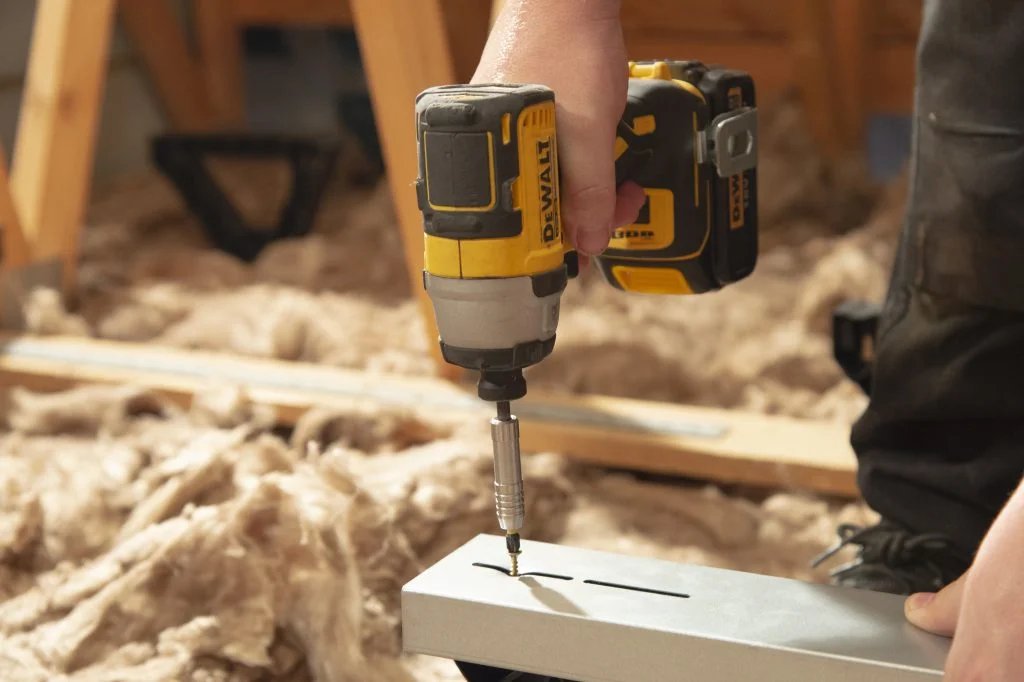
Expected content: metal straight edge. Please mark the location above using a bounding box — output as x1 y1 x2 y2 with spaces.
0 337 727 439
401 535 949 682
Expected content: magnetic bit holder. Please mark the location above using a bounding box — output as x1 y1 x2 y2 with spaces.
151 133 340 262
402 534 949 682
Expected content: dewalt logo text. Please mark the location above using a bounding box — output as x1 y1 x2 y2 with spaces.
537 138 559 243
727 86 747 230
729 175 746 229
612 228 655 240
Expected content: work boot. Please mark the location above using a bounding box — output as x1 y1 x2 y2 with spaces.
812 520 971 595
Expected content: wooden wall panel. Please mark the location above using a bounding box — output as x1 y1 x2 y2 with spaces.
621 0 787 39
872 43 916 113
873 0 923 40
439 0 492 82
230 0 353 25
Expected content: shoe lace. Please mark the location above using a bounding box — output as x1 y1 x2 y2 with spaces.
811 522 959 576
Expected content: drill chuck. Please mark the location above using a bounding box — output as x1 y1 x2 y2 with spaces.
490 405 525 534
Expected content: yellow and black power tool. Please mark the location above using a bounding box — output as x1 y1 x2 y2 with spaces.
414 59 758 573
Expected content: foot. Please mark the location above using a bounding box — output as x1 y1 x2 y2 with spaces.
812 520 971 595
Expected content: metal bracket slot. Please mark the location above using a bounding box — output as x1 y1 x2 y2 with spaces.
473 563 572 581
403 534 949 682
472 562 689 598
581 579 689 599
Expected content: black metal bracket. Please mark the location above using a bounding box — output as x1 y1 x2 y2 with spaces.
151 133 340 262
455 660 571 682
832 299 883 395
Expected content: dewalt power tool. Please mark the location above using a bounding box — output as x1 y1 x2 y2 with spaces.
414 60 759 574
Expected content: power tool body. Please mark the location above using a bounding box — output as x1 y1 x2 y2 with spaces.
415 60 760 577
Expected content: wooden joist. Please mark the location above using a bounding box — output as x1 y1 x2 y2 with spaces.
348 0 462 381
193 0 247 128
228 0 354 26
119 0 223 131
10 0 117 296
785 0 843 160
0 335 859 498
0 143 29 270
831 0 869 149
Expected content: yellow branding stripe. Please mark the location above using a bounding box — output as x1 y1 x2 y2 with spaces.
692 112 699 207
632 114 656 135
614 136 629 160
673 78 706 103
423 234 462 277
612 265 693 295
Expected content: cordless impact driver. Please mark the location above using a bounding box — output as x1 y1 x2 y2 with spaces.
414 60 759 574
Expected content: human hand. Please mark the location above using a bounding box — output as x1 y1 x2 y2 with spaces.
904 491 1024 680
472 0 647 263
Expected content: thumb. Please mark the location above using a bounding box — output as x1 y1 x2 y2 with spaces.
558 116 619 257
904 572 967 637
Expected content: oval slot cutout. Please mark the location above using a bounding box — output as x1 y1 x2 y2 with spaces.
583 579 689 599
472 562 573 581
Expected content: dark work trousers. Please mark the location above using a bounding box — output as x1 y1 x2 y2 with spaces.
851 0 1024 560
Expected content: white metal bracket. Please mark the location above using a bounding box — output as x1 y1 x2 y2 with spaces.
401 534 949 681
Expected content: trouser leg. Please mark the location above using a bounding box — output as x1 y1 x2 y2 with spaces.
851 0 1024 559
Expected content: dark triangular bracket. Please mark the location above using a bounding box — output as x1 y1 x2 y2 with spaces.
151 133 341 262
832 299 883 395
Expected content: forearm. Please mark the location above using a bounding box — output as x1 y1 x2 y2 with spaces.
476 0 622 82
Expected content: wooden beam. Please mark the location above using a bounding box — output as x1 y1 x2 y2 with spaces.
118 0 222 131
831 0 870 149
0 143 29 269
489 0 506 28
870 42 916 114
347 0 461 380
873 0 922 40
10 0 117 296
229 0 353 26
785 0 844 159
621 0 789 39
0 334 859 497
193 0 247 128
441 0 492 83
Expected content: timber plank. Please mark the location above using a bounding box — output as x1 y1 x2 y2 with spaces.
0 334 858 497
0 143 29 269
347 0 460 380
10 0 117 295
119 0 222 131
